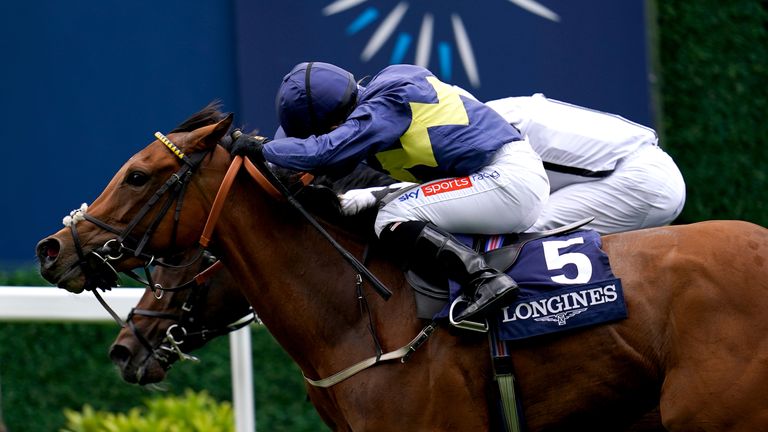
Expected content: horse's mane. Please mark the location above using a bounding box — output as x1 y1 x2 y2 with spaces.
170 101 227 133
170 101 250 152
170 102 380 240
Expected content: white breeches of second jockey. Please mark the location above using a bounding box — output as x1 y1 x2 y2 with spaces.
374 140 550 236
529 145 686 234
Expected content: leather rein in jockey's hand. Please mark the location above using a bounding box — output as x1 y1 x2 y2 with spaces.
210 130 393 300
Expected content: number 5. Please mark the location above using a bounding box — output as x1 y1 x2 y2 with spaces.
542 237 593 284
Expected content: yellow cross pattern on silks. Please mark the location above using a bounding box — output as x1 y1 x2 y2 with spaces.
376 76 469 182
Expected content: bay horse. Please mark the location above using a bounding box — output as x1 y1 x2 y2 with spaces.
109 154 395 385
108 249 254 384
108 239 666 432
36 106 768 431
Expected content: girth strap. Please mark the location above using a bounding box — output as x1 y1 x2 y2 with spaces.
492 353 523 432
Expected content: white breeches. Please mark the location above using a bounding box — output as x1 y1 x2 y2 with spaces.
374 140 550 236
529 145 686 234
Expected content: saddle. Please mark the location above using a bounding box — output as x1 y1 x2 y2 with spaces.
406 217 594 320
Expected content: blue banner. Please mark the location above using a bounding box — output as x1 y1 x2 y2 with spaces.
2 1 651 265
1 1 237 266
234 0 652 133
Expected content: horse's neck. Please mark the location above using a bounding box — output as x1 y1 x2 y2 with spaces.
215 179 395 375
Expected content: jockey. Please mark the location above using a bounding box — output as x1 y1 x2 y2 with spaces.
231 61 550 321
485 94 686 234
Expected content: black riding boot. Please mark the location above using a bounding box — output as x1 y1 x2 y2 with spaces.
380 221 519 321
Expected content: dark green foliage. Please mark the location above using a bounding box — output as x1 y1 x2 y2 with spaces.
656 1 768 226
62 389 234 432
0 322 230 432
0 323 325 432
0 270 326 432
0 268 48 286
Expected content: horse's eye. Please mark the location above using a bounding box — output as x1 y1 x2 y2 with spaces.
126 171 149 186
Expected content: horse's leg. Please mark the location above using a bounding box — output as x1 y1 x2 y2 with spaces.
659 222 768 431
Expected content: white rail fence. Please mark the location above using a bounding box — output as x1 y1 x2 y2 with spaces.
0 286 256 432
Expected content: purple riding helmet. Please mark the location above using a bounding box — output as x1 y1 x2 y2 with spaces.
276 62 359 139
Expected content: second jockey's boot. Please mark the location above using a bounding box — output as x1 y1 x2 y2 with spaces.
381 221 519 321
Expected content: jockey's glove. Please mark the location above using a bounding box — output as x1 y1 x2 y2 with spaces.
230 130 270 157
338 182 416 216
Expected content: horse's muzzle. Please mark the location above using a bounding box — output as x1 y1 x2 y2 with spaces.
109 340 169 385
36 237 61 270
36 236 80 290
35 236 92 293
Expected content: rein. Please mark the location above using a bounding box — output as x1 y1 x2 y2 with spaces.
196 134 440 387
67 128 422 384
200 131 392 300
198 151 287 248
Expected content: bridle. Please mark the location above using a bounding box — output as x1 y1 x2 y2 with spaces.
59 128 277 366
61 130 229 359
63 131 211 295
124 252 257 368
62 126 420 384
60 130 245 366
63 126 392 303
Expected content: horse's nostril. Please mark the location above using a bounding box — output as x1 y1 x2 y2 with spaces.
109 344 133 366
36 238 61 263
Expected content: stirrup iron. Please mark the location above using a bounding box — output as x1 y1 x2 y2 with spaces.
449 297 488 333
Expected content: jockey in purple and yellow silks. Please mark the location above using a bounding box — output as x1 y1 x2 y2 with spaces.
232 62 550 322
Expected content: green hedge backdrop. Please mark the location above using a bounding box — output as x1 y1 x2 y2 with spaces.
656 1 766 226
0 263 325 432
2 1 766 431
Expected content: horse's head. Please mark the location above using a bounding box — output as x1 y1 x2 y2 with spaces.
36 105 233 293
109 250 253 385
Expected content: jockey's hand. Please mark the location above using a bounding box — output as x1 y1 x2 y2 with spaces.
230 130 270 157
338 182 416 216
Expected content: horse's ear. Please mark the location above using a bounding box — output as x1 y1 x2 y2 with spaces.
184 113 234 153
211 113 234 144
